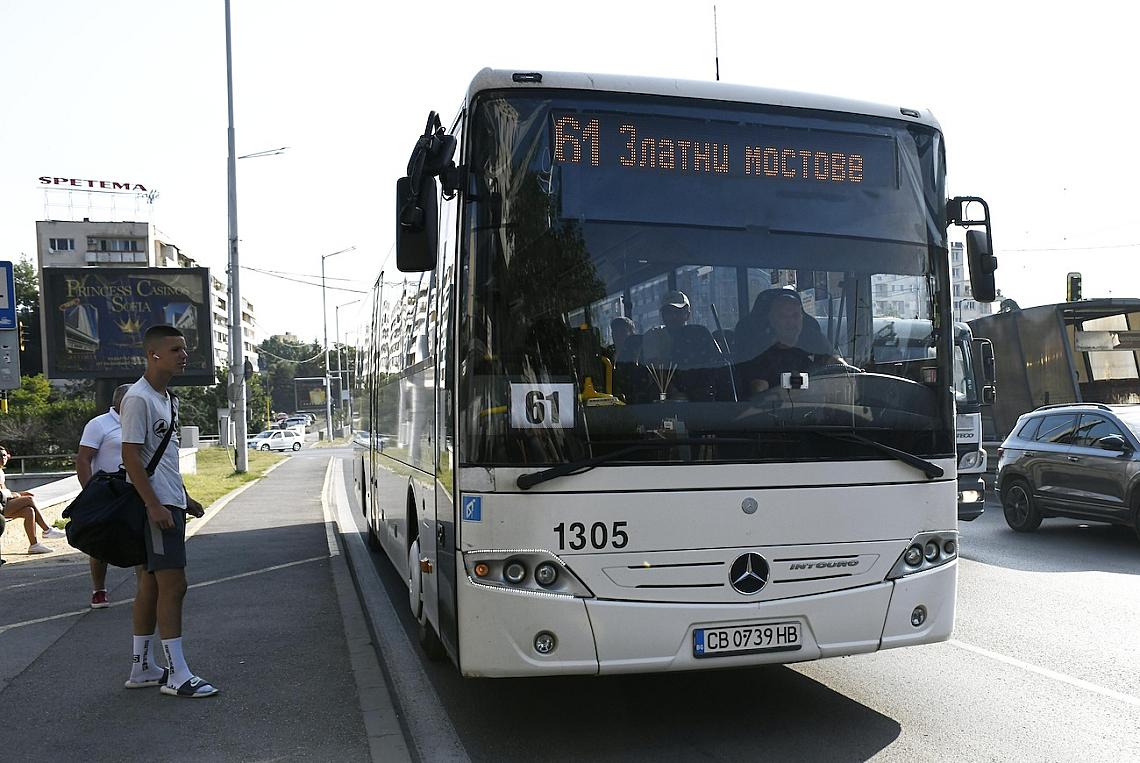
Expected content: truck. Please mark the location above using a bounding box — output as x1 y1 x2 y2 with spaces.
870 319 995 520
969 298 1140 455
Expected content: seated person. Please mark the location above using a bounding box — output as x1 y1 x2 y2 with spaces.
0 445 64 554
609 316 642 363
640 290 730 401
735 288 850 395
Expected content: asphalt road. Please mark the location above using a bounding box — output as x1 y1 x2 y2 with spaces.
339 461 1140 763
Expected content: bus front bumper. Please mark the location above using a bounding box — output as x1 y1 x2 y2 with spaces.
456 562 956 677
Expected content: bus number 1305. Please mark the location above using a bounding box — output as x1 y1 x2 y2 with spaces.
554 521 629 551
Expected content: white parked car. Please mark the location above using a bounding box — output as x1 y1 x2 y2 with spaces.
283 416 310 432
248 429 304 452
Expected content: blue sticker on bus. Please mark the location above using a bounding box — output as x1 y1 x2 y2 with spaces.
462 495 482 522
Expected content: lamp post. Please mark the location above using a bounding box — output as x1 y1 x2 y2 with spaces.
223 0 250 472
225 0 288 472
336 298 361 434
321 246 356 440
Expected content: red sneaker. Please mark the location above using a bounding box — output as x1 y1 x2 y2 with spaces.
91 590 109 609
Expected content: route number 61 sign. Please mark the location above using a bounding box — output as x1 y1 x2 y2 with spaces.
509 383 575 429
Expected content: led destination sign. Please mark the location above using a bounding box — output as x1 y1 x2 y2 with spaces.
550 111 899 229
553 112 893 187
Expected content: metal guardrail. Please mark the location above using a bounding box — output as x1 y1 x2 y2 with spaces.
2 454 76 474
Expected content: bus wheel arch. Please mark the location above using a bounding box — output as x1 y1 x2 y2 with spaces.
406 486 445 659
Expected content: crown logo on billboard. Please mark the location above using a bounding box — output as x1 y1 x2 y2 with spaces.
115 317 142 333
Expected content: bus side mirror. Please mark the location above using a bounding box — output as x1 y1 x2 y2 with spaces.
976 338 996 383
396 175 438 272
966 229 997 303
981 385 996 405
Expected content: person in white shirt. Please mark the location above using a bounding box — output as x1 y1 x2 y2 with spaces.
120 325 214 698
75 383 132 609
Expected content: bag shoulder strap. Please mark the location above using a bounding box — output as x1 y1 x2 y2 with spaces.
145 393 176 476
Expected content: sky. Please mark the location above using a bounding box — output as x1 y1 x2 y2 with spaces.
2 0 1138 344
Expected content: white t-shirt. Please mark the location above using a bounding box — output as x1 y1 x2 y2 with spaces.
120 378 185 509
79 408 124 475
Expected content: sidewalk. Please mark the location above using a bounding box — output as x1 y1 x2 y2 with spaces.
0 451 410 762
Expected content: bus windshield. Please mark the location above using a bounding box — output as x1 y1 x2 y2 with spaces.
459 92 953 468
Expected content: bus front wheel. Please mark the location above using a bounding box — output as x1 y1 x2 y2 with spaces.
407 539 445 660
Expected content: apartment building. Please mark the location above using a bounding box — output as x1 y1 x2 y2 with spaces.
35 218 257 372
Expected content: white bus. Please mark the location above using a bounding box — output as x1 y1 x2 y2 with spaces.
354 68 997 677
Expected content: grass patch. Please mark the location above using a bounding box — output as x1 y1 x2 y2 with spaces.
183 447 284 509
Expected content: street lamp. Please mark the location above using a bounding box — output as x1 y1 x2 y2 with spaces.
225 0 289 473
321 246 356 440
335 298 361 433
223 0 251 472
238 146 288 159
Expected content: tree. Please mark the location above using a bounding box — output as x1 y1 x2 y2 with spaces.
172 366 270 436
0 374 95 465
257 336 326 416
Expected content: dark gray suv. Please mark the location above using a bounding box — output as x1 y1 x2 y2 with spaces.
997 403 1140 540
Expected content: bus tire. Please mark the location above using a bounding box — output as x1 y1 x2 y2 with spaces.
418 619 445 661
366 522 382 551
1001 478 1041 532
407 538 445 660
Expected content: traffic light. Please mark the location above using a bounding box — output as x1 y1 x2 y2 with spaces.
17 319 25 351
1066 272 1082 302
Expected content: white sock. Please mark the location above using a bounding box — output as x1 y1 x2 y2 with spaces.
130 634 164 678
162 637 193 686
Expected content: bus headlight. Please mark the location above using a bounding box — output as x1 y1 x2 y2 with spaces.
503 560 527 585
534 562 559 587
464 550 594 598
888 531 958 580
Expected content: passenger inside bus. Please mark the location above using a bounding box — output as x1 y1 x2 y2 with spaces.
609 316 642 363
638 290 731 401
734 287 851 395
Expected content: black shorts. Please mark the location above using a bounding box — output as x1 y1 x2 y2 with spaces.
143 506 186 571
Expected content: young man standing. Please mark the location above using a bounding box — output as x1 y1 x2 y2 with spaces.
75 383 133 609
120 325 216 698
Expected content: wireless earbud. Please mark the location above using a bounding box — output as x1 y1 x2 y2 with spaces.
153 354 160 360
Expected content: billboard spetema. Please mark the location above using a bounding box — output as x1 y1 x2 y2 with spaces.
41 267 215 383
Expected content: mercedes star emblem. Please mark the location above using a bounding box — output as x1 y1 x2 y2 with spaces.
729 552 770 594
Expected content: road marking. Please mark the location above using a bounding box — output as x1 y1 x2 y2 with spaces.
0 556 326 635
320 457 341 557
949 638 1140 707
1 569 96 592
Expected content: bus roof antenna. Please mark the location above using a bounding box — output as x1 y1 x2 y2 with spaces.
713 5 720 81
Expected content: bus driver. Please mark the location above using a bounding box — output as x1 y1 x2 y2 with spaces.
736 288 850 395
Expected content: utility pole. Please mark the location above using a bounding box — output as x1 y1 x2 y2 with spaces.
224 0 247 472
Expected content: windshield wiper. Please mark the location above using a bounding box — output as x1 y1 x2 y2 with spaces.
809 430 944 479
516 437 755 490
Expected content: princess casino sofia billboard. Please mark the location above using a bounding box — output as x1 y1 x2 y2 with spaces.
41 267 215 384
